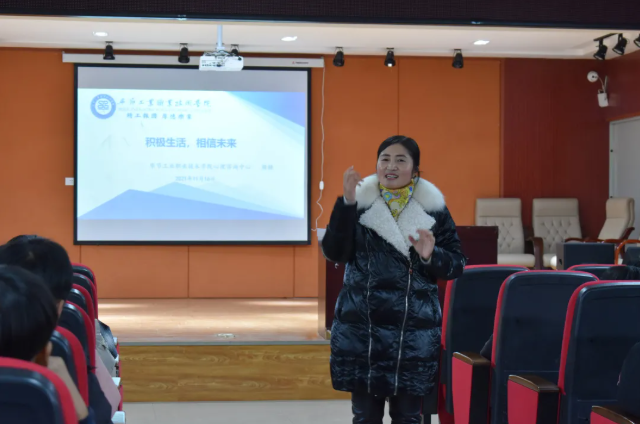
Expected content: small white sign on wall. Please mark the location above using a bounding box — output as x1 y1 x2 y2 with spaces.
65 178 75 186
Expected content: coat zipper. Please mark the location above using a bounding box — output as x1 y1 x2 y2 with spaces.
365 238 374 394
394 261 412 395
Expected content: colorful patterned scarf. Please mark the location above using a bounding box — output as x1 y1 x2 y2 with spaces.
380 180 415 220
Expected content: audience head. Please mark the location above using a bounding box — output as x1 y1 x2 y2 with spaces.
0 235 73 312
601 263 640 281
0 265 58 366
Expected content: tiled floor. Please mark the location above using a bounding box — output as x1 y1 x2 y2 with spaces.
124 401 440 424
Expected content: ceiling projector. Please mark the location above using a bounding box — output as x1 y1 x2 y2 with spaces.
199 51 244 71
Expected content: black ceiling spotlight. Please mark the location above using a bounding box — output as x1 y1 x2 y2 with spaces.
384 48 396 67
612 34 628 56
178 44 190 64
103 42 115 60
593 33 616 61
593 40 608 60
634 34 640 48
333 47 345 67
452 49 464 69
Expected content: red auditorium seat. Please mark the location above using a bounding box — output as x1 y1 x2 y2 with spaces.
72 284 96 324
451 270 597 424
592 342 640 423
67 301 96 370
55 327 89 406
0 358 77 424
72 273 98 317
567 264 617 279
59 303 94 370
440 265 529 417
508 281 640 424
72 263 96 285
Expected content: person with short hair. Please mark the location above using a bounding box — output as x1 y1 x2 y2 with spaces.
0 236 113 424
0 265 94 423
0 235 73 309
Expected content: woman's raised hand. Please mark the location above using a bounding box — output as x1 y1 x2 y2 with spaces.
343 166 362 204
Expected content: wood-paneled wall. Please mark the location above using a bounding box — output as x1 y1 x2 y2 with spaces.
0 49 501 298
501 59 609 238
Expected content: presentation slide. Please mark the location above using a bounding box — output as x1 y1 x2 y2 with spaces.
75 66 309 244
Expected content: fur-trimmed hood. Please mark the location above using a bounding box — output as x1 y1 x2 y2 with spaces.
355 175 446 212
355 175 447 258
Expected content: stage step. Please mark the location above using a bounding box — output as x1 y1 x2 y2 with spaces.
121 343 348 402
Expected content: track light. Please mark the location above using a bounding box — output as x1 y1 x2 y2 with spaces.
333 48 345 67
178 44 190 64
103 42 115 60
593 40 608 61
452 49 464 69
384 49 396 67
634 34 640 48
612 34 627 56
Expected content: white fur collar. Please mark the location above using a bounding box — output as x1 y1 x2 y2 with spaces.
356 175 445 258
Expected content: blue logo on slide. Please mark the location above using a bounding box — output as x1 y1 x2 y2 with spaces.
91 94 116 119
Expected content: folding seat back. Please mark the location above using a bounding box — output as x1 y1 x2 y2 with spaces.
50 330 77 387
68 288 88 316
59 303 90 367
559 282 640 424
72 284 96 324
567 264 616 280
72 263 95 284
55 327 89 405
66 301 96 370
442 265 528 413
72 274 97 314
490 271 597 424
0 358 77 424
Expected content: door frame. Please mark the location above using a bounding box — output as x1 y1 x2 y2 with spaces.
610 116 640 198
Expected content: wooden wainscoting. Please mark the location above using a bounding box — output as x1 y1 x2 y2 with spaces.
120 344 349 402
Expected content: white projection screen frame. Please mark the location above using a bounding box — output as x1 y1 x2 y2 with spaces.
74 65 311 245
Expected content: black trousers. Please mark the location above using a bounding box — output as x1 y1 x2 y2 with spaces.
351 392 423 424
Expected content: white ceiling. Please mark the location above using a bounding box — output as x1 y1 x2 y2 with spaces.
0 15 638 59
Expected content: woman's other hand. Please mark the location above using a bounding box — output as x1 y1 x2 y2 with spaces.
409 229 436 261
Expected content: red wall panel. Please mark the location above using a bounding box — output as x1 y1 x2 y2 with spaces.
501 59 609 238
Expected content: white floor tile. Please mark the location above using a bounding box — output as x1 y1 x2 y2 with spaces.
124 401 440 424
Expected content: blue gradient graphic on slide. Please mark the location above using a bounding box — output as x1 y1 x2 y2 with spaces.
77 90 305 221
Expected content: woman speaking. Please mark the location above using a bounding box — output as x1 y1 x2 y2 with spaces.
322 135 466 423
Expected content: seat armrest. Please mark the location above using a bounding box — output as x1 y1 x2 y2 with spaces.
453 352 490 366
592 406 640 424
452 352 490 424
525 237 544 269
621 227 635 241
615 240 640 264
508 375 559 424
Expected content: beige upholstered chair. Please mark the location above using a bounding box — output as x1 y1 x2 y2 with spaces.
567 197 635 242
532 198 582 268
565 198 635 264
475 198 539 268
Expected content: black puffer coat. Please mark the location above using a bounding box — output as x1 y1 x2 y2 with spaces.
322 175 466 399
